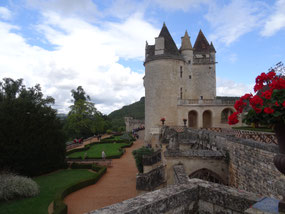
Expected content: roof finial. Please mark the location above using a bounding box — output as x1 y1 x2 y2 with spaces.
163 22 166 27
184 30 189 37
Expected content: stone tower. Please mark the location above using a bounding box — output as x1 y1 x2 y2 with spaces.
144 23 185 142
191 30 216 99
144 24 233 142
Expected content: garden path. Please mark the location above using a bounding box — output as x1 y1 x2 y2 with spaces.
64 131 144 214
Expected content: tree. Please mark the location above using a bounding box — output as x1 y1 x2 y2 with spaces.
64 86 110 139
0 78 66 176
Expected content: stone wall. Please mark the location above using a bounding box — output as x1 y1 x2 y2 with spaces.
89 179 260 214
136 165 165 191
162 127 285 199
124 117 144 132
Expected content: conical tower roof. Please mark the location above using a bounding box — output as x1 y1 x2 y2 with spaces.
180 30 192 51
158 23 180 56
193 30 211 52
209 42 216 53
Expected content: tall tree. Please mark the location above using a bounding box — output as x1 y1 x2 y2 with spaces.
0 78 66 176
64 86 110 139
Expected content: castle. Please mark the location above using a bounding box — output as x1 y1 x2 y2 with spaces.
91 24 284 214
144 23 240 142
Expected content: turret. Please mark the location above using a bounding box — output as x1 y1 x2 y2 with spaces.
144 23 185 142
180 30 193 64
190 29 216 99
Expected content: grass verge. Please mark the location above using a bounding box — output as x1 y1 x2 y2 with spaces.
0 167 106 214
67 142 133 159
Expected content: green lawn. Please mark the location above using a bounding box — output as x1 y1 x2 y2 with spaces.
0 169 96 214
67 142 129 159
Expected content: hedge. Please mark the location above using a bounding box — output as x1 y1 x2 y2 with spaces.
67 142 133 160
67 139 134 158
52 165 107 214
132 147 154 173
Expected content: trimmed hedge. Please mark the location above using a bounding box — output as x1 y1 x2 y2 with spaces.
132 147 154 173
52 165 107 214
68 142 133 160
66 136 134 156
67 138 134 159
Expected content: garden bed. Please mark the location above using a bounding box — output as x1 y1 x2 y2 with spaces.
66 142 133 159
0 166 106 214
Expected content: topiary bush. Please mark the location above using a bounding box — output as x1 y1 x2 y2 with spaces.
132 147 154 173
0 172 39 201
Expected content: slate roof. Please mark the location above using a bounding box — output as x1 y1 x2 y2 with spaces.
158 23 180 56
180 31 192 51
193 30 215 53
145 23 184 64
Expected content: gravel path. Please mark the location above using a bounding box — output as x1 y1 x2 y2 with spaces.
64 131 144 214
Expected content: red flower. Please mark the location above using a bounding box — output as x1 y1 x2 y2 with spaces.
234 99 247 113
264 107 274 114
253 107 262 114
283 101 285 107
250 95 263 107
267 71 276 79
261 90 272 99
228 112 239 125
241 93 252 100
269 77 285 90
275 101 279 106
160 118 165 122
254 83 263 92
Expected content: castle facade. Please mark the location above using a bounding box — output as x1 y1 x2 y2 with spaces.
144 23 240 141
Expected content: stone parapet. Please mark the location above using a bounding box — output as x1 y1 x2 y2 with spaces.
173 164 189 185
136 165 165 191
88 179 260 214
142 149 161 166
165 149 224 159
161 127 284 198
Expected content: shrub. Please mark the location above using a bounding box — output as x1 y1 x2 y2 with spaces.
132 147 154 173
0 78 66 176
53 166 107 214
0 172 39 201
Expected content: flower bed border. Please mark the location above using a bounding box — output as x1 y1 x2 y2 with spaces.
52 165 107 214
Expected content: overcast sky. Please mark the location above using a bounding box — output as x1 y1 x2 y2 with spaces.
0 0 284 114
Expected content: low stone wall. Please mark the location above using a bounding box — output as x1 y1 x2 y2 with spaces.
173 164 189 185
163 127 285 199
136 165 165 191
88 179 260 214
142 149 161 165
203 127 277 144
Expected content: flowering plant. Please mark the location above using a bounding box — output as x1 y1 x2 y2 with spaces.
228 66 285 127
160 117 165 122
183 118 187 122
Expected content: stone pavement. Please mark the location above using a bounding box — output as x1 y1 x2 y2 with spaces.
64 131 144 214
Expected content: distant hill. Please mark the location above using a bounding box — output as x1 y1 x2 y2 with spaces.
108 97 145 131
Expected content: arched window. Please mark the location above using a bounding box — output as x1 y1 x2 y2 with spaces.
189 168 225 185
221 108 234 123
203 110 212 128
188 110 198 128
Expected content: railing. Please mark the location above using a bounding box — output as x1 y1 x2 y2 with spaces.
202 127 277 145
168 126 277 145
193 58 215 64
178 99 236 105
